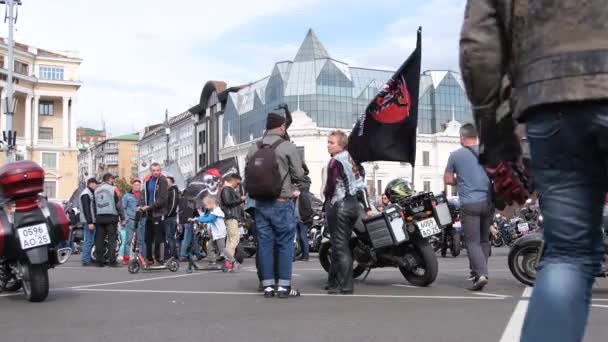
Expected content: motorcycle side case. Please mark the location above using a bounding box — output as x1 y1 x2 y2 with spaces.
363 205 408 248
0 161 45 199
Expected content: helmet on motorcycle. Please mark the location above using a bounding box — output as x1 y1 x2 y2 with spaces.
384 178 413 204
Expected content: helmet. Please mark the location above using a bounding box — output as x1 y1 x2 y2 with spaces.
384 178 413 204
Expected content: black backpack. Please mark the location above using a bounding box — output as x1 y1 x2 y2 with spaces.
245 139 287 200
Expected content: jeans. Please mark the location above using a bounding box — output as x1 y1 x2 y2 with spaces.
461 201 493 278
137 217 146 257
521 103 608 342
165 216 178 259
119 221 136 258
180 223 193 258
81 224 96 264
255 200 297 288
297 221 310 257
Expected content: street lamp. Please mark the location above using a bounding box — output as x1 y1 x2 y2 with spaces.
164 109 170 166
1 0 22 162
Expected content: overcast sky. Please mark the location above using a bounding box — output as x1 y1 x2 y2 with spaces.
2 0 466 136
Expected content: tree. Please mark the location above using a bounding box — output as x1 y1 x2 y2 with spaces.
115 177 132 195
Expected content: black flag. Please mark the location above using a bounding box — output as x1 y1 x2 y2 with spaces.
183 157 239 202
348 27 422 164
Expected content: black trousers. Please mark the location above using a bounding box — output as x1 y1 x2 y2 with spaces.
95 222 117 264
326 197 361 292
145 218 166 262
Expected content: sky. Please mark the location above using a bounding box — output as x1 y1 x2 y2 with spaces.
2 0 466 137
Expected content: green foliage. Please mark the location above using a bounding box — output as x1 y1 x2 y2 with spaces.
115 177 132 195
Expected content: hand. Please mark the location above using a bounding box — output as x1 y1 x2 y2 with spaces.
177 225 182 233
141 206 150 212
366 211 374 217
88 223 95 231
277 103 288 110
241 195 247 201
293 190 301 198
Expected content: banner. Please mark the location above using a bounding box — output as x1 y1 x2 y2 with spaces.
348 27 422 164
182 157 239 202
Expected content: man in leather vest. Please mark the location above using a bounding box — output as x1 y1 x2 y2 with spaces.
460 1 608 340
94 173 124 267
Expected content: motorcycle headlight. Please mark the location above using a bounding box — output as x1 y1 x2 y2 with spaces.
313 215 320 220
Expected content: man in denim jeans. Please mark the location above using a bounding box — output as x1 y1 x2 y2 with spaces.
460 1 608 340
246 113 306 298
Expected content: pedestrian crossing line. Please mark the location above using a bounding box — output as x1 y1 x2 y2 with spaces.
70 270 220 289
499 287 530 342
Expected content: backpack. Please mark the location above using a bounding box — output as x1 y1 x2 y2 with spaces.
245 139 287 200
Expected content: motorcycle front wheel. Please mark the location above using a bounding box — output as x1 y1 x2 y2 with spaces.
21 263 49 302
451 231 461 257
491 232 504 248
508 239 541 287
400 238 438 287
318 242 366 278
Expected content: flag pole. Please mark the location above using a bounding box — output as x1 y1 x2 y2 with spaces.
411 164 415 192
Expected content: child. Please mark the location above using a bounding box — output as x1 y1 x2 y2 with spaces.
196 196 234 272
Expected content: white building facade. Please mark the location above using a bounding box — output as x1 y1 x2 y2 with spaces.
220 109 462 203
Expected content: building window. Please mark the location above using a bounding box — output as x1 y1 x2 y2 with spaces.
39 127 53 140
0 55 4 68
451 185 458 197
423 181 431 193
14 60 29 75
39 101 54 115
41 152 57 169
377 180 383 196
367 180 376 198
43 181 57 199
39 65 64 80
422 151 430 167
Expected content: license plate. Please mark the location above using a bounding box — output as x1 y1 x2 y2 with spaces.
517 222 529 232
17 223 51 250
453 221 462 228
417 218 442 238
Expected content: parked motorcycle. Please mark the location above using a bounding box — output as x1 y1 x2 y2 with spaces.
0 161 72 302
319 191 452 287
90 233 121 264
308 211 325 253
430 195 461 257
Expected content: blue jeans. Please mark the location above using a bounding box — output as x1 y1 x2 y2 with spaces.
180 223 194 258
255 200 297 287
119 221 136 258
165 216 178 259
81 224 96 264
137 217 146 257
521 103 608 342
297 221 310 257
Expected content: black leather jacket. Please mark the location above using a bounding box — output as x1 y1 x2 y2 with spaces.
220 186 244 220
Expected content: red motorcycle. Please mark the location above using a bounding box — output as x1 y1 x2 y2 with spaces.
0 161 71 302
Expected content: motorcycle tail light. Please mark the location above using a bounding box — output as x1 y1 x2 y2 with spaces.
406 216 413 222
425 210 433 216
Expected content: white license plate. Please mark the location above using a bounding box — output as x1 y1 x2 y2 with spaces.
417 218 442 238
17 223 51 250
517 222 529 232
453 221 462 228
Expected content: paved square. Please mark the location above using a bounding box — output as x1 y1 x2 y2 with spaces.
1 249 607 342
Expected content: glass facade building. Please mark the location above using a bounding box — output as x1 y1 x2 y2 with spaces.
223 30 472 144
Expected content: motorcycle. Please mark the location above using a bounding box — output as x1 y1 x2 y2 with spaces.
319 192 452 287
90 232 121 264
0 161 72 302
429 195 462 258
308 211 325 253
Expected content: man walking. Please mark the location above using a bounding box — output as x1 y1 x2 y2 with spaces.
79 178 99 266
94 173 124 267
165 176 179 259
460 1 608 340
444 123 492 291
140 162 169 265
245 112 306 298
220 173 246 271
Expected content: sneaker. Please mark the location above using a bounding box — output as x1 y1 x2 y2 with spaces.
257 282 264 292
296 255 309 262
263 286 275 298
277 286 301 298
468 275 488 291
122 256 130 266
467 271 477 282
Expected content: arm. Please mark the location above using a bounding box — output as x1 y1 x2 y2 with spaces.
197 213 218 224
286 143 306 187
444 154 457 186
115 191 125 222
357 188 372 212
122 195 135 221
80 194 94 224
323 159 344 201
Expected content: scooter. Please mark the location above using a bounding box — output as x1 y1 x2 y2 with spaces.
127 212 179 273
0 161 72 302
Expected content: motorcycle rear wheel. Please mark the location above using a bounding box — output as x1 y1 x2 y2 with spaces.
128 259 141 274
508 239 540 287
318 242 366 278
21 263 49 302
400 238 438 287
491 233 504 248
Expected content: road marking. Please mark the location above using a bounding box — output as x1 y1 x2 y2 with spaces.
70 271 219 289
592 304 608 309
499 287 530 342
391 284 418 288
473 292 511 299
522 286 533 298
592 298 608 302
0 292 21 297
73 288 508 300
